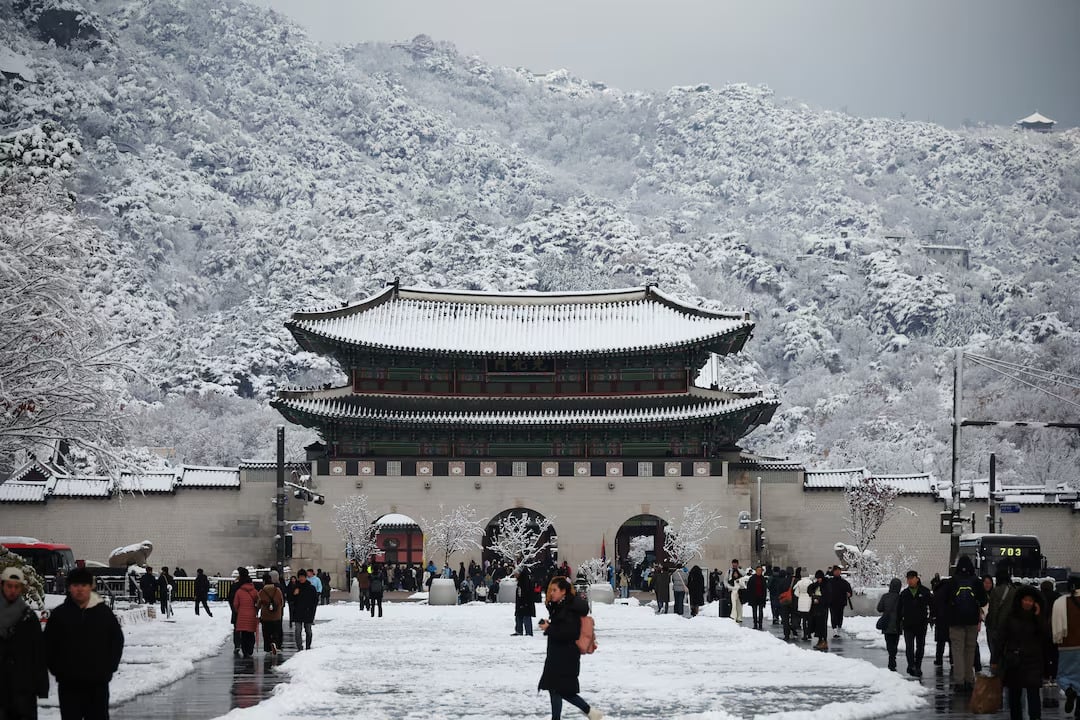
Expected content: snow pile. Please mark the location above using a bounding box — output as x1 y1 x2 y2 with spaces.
216 601 926 720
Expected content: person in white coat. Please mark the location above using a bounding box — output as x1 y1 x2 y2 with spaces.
793 568 815 640
729 573 749 623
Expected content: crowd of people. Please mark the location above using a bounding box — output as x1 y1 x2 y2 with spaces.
875 557 1080 720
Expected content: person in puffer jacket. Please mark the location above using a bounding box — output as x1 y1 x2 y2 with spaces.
877 577 903 671
232 575 260 658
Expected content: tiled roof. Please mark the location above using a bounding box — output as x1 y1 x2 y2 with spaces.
118 472 178 493
1017 112 1054 125
0 482 48 503
804 469 937 495
179 466 240 488
288 285 753 356
803 468 868 488
274 394 776 427
50 478 111 498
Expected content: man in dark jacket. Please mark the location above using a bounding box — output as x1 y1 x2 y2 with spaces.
896 570 933 677
1 566 49 719
828 567 853 637
138 566 156 606
768 566 787 626
157 566 174 618
290 569 319 650
194 569 212 617
513 569 536 636
44 567 124 720
745 566 769 630
941 555 988 691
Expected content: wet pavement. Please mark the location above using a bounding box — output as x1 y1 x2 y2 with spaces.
110 620 329 720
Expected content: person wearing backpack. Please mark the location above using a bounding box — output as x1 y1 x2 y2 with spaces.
942 555 988 692
537 576 603 720
258 572 284 655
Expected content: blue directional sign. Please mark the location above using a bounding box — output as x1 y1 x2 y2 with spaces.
290 522 312 532
998 504 1021 514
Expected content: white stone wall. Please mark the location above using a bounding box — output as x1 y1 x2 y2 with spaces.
3 469 1075 589
0 472 289 574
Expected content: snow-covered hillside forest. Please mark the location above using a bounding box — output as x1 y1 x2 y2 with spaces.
2 0 1078 485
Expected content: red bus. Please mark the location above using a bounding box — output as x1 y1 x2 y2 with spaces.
0 538 76 579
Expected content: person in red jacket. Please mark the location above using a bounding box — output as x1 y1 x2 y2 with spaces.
231 575 260 658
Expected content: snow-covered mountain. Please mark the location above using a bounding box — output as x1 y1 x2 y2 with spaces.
2 0 1078 483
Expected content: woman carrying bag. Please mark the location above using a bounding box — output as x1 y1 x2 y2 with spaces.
537 576 603 720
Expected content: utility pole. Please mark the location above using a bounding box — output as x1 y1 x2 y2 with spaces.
987 453 997 533
949 350 964 567
276 425 286 570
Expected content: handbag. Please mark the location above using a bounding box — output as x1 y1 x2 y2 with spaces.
876 614 888 631
969 674 1003 714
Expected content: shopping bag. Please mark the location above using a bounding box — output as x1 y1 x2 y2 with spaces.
969 673 1003 714
1042 681 1060 709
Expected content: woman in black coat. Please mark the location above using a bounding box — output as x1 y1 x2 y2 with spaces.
538 577 602 720
687 566 706 616
992 585 1049 720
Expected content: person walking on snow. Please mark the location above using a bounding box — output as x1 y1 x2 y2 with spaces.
896 570 933 677
992 585 1049 720
194 568 213 617
746 565 768 630
671 565 688 617
537 577 603 720
1052 575 1080 718
157 566 174 618
258 572 284 655
44 567 124 720
231 572 259 658
291 569 319 649
0 566 49 719
877 578 903 671
513 568 537 636
828 566 853 636
687 566 706 617
940 555 988 692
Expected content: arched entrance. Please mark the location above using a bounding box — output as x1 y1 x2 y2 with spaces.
482 508 558 571
373 513 423 566
616 514 668 589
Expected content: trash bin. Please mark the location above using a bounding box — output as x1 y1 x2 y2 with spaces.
207 587 218 602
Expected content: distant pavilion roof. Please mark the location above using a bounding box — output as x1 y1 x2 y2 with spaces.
274 387 778 429
286 284 754 357
1017 111 1055 125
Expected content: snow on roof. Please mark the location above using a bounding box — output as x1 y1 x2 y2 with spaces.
1017 112 1055 125
937 479 1076 505
117 472 178 493
375 513 419 526
0 482 48 503
289 285 753 356
0 47 36 82
803 468 869 488
804 469 936 495
7 459 60 483
178 466 240 488
50 477 112 498
276 394 775 426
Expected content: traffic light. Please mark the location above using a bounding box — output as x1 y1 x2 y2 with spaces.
275 533 293 559
753 526 765 553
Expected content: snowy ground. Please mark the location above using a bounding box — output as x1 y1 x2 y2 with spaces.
38 601 232 719
208 599 927 720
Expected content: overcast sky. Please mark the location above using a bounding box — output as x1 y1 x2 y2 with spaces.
253 0 1079 129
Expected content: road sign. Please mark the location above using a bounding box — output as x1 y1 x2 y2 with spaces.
290 522 311 532
998 504 1021 514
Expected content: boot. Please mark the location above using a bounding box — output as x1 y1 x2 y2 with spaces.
815 640 828 651
1064 687 1076 714
587 708 604 720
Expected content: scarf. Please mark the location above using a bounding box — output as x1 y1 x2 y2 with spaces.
0 593 28 638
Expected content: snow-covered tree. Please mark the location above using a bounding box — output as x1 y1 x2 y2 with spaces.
487 512 555 573
332 495 381 566
843 476 904 553
627 534 654 566
578 557 610 585
0 545 46 609
663 503 724 566
422 504 485 567
0 172 131 477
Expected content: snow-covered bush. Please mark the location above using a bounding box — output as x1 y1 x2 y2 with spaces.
422 505 485 568
578 557 610 585
487 512 555 573
664 503 724 566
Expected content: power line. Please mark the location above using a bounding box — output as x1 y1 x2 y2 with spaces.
966 354 1080 412
966 352 1080 390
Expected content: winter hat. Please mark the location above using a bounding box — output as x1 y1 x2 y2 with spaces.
1 567 25 584
905 570 919 579
67 567 94 586
814 570 825 579
955 555 975 575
